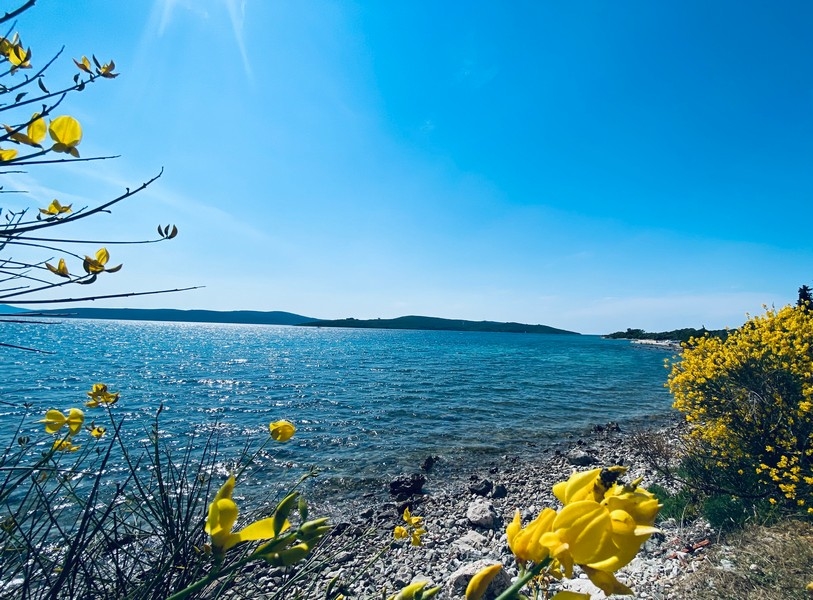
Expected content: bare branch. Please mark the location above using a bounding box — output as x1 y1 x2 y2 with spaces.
0 153 119 167
0 1 36 26
1 168 162 235
8 285 204 304
0 341 54 353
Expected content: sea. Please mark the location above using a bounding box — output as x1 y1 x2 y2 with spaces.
0 319 678 503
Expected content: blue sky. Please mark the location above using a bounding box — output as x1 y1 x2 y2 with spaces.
4 0 812 333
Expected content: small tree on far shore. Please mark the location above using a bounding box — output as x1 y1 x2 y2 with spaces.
798 285 812 308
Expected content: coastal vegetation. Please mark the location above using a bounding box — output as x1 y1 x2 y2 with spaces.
604 327 728 344
667 303 813 515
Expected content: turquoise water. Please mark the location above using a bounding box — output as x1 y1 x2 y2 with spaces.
0 319 676 497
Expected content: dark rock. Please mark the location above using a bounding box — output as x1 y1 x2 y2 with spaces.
468 478 493 497
331 522 352 535
491 483 507 499
389 473 426 500
421 455 439 472
359 508 374 520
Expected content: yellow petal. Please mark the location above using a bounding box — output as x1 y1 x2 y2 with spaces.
506 510 522 554
551 501 614 565
553 468 602 504
27 114 46 144
208 498 239 550
580 566 633 596
508 507 556 564
8 44 31 68
53 439 79 452
66 408 84 435
269 420 295 442
73 56 92 73
235 515 289 544
46 259 70 278
206 476 236 536
40 409 67 434
48 116 82 148
465 563 502 600
94 247 109 265
0 147 18 161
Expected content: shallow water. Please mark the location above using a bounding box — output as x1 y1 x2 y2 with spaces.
0 319 676 499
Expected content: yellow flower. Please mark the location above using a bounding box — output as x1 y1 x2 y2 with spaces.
510 469 661 584
403 507 423 527
465 563 502 600
53 439 80 452
96 59 118 78
74 56 92 73
88 425 106 439
82 248 122 275
552 466 627 505
580 565 633 596
410 527 426 547
539 500 616 576
205 475 291 554
506 507 556 564
39 408 84 436
394 507 427 546
269 420 295 442
46 258 70 278
602 478 661 528
49 115 82 157
0 147 18 161
85 383 120 407
5 42 31 70
39 199 72 216
4 113 46 148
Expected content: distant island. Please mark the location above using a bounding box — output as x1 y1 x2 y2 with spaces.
29 308 318 326
300 315 578 335
2 306 577 335
604 327 729 343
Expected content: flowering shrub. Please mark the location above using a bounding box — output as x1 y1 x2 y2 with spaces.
668 304 813 512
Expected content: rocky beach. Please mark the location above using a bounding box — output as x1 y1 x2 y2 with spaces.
241 416 717 599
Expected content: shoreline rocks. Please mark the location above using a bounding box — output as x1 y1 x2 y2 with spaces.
262 416 711 599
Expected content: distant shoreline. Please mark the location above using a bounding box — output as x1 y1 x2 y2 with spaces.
2 306 579 335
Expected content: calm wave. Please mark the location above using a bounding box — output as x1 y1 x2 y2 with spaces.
0 319 676 498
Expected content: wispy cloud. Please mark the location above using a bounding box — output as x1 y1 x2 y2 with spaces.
225 0 252 81
149 0 252 79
